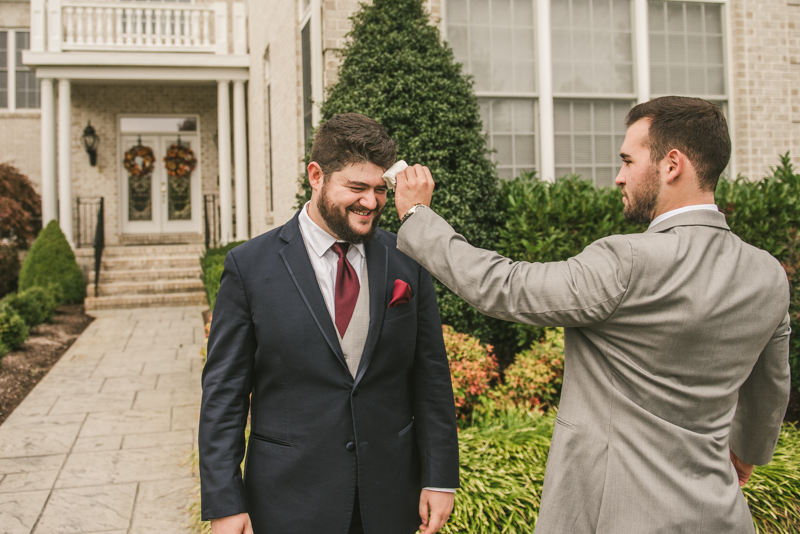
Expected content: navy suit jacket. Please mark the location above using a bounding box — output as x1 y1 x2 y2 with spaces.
199 211 460 534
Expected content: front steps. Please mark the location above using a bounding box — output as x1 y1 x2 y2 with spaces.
82 244 207 311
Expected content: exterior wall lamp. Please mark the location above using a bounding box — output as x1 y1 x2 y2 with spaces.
82 122 100 166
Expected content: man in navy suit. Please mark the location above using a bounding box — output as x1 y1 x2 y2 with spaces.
199 113 460 534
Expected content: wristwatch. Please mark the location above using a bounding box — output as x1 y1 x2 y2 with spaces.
401 203 428 225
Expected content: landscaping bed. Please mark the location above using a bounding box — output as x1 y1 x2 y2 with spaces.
0 304 93 425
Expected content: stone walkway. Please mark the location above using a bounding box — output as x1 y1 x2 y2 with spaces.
0 306 206 534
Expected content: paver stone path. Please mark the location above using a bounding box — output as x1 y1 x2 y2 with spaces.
0 306 206 534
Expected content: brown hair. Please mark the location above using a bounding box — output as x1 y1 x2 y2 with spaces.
310 113 396 176
625 96 731 191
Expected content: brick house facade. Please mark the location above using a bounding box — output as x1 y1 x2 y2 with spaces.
0 0 797 247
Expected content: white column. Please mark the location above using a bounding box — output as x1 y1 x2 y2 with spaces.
536 0 555 181
41 79 58 226
218 80 233 245
233 80 249 241
58 79 73 245
634 0 650 105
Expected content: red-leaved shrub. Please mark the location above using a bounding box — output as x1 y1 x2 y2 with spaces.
443 325 499 421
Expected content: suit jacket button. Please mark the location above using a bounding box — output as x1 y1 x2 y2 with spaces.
346 442 356 452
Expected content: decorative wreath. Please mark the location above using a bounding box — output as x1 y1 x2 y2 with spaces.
123 144 155 177
164 143 197 177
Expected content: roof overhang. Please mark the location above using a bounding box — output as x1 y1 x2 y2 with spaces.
23 51 250 82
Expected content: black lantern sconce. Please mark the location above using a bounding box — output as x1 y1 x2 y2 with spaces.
82 121 100 166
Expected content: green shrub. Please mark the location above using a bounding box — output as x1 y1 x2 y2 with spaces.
497 329 564 411
443 407 553 533
18 220 85 304
0 306 28 350
1 286 57 327
443 325 499 422
200 241 245 309
0 341 8 359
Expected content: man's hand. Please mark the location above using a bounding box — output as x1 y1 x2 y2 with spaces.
394 164 435 221
210 513 253 534
730 449 755 486
418 489 454 534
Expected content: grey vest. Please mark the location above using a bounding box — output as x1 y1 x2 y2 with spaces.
336 265 370 377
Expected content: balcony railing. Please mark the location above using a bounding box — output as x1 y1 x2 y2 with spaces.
30 0 247 55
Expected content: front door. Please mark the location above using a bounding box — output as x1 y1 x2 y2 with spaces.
120 132 202 235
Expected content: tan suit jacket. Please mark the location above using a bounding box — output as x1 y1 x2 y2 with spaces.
397 208 791 534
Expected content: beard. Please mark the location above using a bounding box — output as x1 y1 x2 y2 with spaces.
622 165 661 224
317 182 384 244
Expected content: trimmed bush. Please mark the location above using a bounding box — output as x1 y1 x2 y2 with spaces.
18 220 85 304
0 341 8 359
0 306 28 350
200 241 246 309
497 329 564 411
1 286 58 327
443 325 499 422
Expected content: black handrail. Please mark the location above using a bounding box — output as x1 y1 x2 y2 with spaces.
93 198 104 298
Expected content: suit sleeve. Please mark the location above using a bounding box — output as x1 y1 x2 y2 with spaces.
729 311 791 465
397 208 633 327
413 266 461 489
199 251 256 520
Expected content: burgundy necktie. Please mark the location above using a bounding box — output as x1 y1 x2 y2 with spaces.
331 243 360 337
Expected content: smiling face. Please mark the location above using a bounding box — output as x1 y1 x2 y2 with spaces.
615 118 663 224
308 161 387 244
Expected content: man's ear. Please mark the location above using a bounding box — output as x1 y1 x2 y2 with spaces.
663 149 685 185
308 162 324 192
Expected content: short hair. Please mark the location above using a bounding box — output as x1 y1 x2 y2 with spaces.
625 96 731 191
310 113 396 176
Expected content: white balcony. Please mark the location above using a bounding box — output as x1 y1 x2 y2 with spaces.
29 0 247 56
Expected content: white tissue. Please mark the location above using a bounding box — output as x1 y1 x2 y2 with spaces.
382 160 408 190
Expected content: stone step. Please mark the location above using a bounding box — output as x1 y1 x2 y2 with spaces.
96 279 205 297
84 292 208 311
101 244 205 257
101 255 202 271
89 267 202 284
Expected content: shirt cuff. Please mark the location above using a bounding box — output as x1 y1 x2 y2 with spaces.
423 487 457 493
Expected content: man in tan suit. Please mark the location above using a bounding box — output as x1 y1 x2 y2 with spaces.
392 97 791 533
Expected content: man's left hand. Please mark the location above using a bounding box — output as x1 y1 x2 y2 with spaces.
418 489 454 534
730 449 755 486
395 164 435 221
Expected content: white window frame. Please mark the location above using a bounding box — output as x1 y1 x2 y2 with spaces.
299 0 323 130
1 28 40 114
443 0 734 181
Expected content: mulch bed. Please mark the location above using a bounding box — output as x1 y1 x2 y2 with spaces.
0 304 93 425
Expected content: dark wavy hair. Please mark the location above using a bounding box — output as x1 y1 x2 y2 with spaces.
310 113 396 176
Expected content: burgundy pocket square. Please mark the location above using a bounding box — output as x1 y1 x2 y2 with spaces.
388 280 412 308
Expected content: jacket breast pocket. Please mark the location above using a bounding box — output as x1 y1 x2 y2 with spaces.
385 295 417 322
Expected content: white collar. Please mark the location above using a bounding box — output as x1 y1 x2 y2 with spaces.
298 202 366 259
648 204 719 229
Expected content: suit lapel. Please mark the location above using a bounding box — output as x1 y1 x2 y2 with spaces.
278 214 348 373
354 234 388 386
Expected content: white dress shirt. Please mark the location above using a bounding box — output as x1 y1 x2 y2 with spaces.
298 203 366 324
297 203 456 494
648 204 719 229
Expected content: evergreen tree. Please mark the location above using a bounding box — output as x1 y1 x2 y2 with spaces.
301 0 518 354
